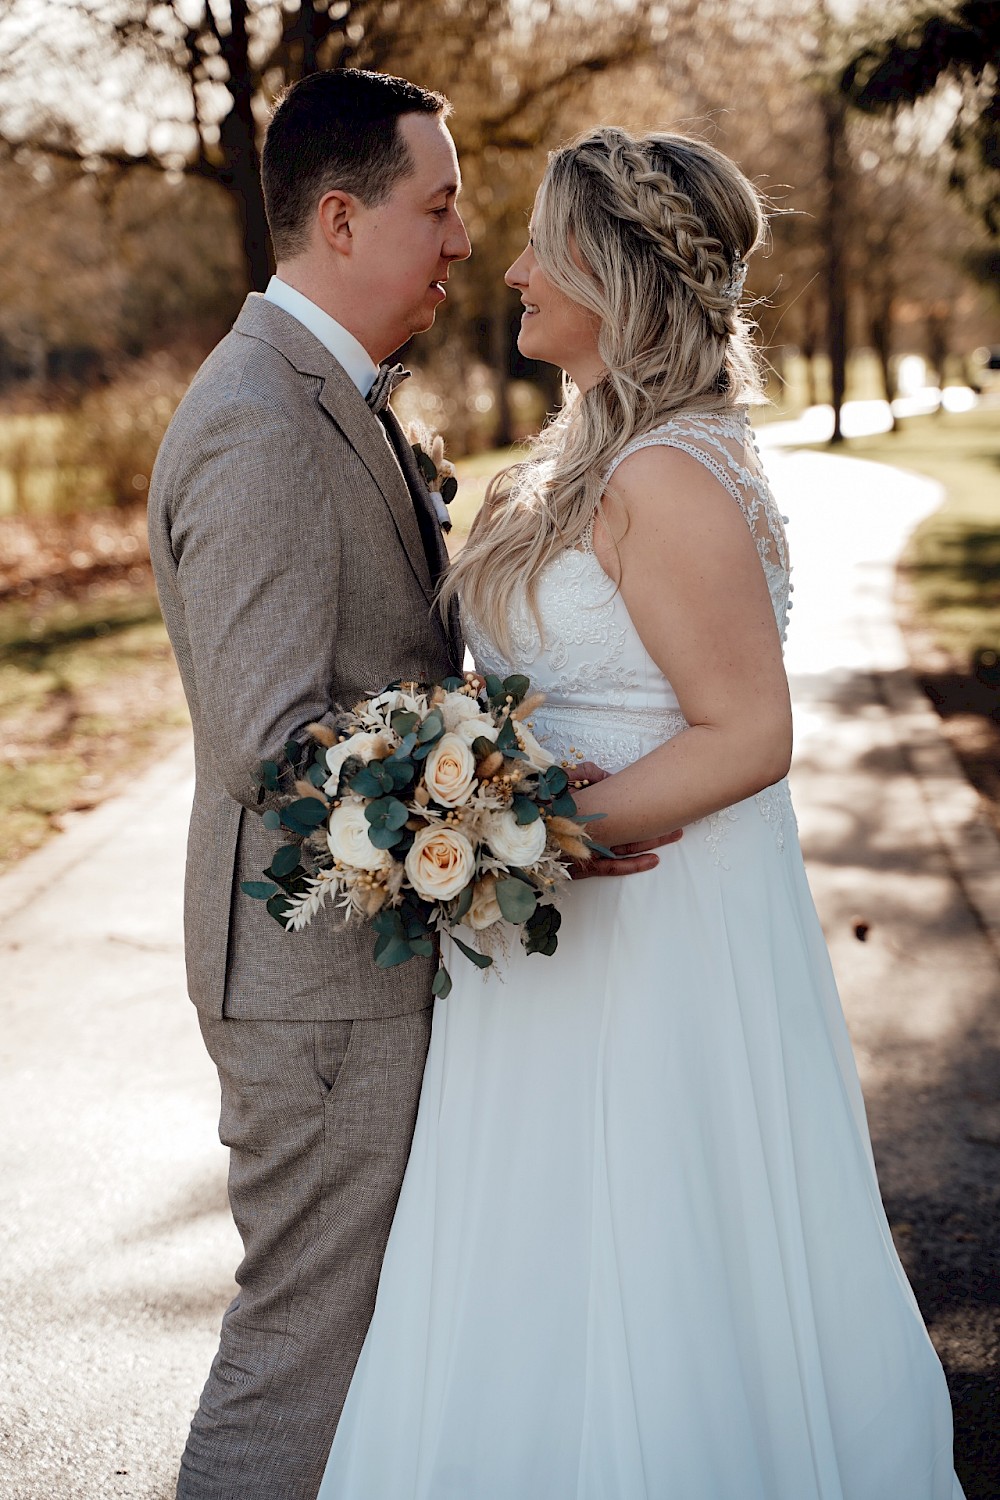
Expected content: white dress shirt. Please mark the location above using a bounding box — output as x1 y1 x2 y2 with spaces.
263 276 379 398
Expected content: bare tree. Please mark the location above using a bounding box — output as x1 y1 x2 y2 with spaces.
0 0 657 292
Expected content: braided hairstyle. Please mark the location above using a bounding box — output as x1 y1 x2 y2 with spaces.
440 126 768 657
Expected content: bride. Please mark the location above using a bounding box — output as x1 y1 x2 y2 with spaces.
319 127 965 1499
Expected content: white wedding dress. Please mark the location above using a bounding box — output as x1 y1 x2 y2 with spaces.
320 411 965 1500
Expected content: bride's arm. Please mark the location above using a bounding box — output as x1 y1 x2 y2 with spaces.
571 443 792 848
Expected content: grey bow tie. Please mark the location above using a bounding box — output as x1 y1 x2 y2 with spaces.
366 362 411 414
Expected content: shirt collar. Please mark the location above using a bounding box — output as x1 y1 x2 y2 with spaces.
263 276 379 398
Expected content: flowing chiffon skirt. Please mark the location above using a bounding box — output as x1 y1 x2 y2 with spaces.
320 781 965 1499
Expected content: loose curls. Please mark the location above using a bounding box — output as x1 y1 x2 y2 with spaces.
439 126 768 658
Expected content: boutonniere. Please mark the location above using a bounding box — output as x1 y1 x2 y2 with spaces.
406 421 458 533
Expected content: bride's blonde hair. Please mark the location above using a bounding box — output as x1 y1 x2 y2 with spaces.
439 126 768 656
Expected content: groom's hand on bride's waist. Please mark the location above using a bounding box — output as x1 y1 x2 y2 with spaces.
567 762 682 880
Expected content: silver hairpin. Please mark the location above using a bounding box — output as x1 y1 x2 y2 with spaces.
723 258 749 303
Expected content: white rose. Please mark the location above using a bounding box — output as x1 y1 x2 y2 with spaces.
514 721 555 771
454 718 499 749
327 803 392 872
486 808 548 868
423 732 477 808
467 874 503 931
323 731 392 793
405 825 476 903
440 691 488 732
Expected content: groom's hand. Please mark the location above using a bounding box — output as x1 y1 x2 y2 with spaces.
567 761 682 880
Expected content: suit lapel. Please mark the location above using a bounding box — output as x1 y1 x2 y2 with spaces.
316 374 436 606
233 294 435 606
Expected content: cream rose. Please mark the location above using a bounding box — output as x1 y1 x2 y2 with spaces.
513 721 555 771
404 825 476 903
486 808 548 867
440 691 488 733
323 730 392 793
327 803 392 872
423 732 477 808
467 874 502 931
454 718 499 749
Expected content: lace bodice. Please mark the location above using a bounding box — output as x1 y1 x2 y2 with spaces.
463 409 797 860
464 408 792 781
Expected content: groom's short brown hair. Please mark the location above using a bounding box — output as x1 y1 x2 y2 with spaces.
263 69 451 259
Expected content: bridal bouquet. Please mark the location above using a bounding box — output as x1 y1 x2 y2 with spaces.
242 675 606 996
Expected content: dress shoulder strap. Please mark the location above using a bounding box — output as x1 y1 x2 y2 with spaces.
599 407 789 579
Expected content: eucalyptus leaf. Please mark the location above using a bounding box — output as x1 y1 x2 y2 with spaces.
373 909 406 938
512 794 540 825
451 884 474 921
440 475 458 504
451 934 494 969
375 935 416 969
496 877 537 924
365 796 409 830
441 676 465 692
306 763 327 789
266 891 292 927
432 965 453 998
390 710 420 739
349 768 385 798
368 826 403 849
416 710 444 744
502 674 530 703
262 809 281 830
544 765 569 796
286 797 328 828
271 843 302 878
261 760 279 792
241 880 279 900
409 938 435 958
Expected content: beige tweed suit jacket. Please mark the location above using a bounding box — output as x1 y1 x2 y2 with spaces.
149 294 462 1021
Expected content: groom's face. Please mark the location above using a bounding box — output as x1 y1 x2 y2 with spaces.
349 113 471 358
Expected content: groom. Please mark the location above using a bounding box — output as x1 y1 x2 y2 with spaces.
150 67 669 1500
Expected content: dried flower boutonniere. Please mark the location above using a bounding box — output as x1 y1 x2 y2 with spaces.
406 421 458 533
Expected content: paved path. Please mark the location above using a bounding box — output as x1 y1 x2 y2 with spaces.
1 444 998 1499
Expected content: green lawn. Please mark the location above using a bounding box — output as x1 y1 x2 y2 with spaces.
819 407 1000 661
0 585 189 869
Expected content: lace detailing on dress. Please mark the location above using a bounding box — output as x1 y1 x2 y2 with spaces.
600 407 792 645
532 703 690 776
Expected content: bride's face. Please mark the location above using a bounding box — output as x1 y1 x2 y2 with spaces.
505 231 604 391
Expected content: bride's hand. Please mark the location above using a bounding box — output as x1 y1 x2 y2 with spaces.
568 761 682 880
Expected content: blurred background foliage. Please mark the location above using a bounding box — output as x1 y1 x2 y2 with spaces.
0 0 997 867
0 0 996 470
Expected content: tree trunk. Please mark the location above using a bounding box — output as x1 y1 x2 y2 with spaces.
822 90 849 444
870 298 898 432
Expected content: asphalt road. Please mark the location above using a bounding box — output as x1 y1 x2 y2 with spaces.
1 440 998 1499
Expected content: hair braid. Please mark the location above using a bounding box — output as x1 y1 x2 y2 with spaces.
440 125 768 658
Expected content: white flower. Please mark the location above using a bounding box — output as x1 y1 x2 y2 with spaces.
467 874 502 931
454 718 499 749
327 803 392 872
440 691 487 733
368 688 425 719
513 721 555 771
486 808 548 868
405 824 476 903
323 730 392 793
423 732 477 808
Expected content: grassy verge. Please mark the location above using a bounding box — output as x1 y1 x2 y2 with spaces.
821 404 1000 833
825 406 999 661
0 583 189 872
